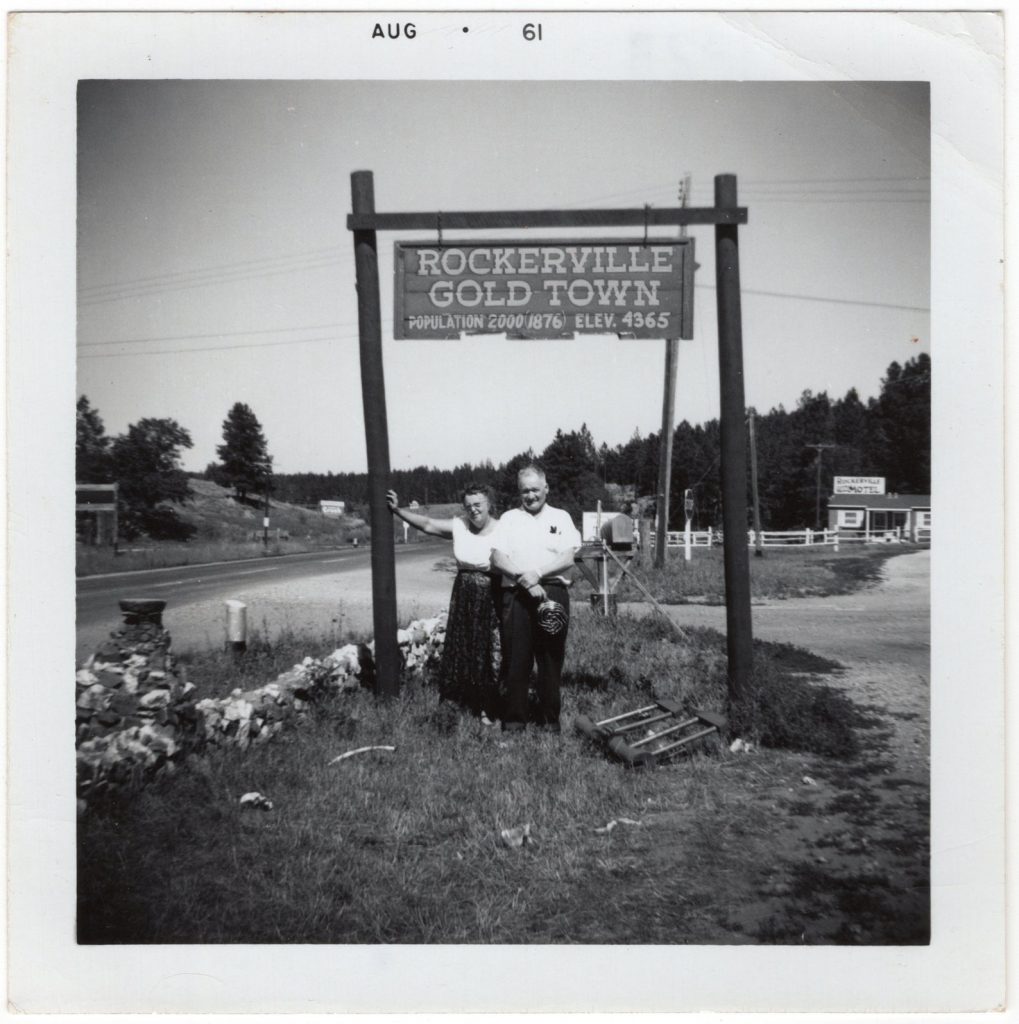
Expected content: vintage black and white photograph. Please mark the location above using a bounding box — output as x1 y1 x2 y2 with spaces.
7 8 1006 1015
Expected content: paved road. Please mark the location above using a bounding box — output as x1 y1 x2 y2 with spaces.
631 550 931 943
76 540 453 663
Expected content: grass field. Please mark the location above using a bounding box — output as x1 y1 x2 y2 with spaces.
627 544 914 605
78 610 895 945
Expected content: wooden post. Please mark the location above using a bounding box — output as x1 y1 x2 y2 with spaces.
714 174 754 708
748 408 764 558
351 170 401 699
639 518 651 563
655 337 680 569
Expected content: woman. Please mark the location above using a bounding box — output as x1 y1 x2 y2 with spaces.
386 484 501 723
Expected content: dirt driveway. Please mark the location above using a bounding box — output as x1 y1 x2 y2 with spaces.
624 549 930 943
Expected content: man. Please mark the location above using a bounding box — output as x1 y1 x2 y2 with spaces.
490 465 582 733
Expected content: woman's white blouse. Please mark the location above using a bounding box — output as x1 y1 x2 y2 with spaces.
452 516 496 571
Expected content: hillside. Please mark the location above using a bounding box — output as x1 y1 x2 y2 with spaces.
182 478 367 544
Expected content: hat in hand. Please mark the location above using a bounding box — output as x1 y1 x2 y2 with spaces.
537 599 569 636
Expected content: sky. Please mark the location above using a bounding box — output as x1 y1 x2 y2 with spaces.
77 80 930 474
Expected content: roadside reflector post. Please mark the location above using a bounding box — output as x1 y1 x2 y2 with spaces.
225 599 247 655
714 173 754 710
351 169 401 699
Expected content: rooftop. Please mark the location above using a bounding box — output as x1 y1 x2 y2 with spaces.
827 493 931 510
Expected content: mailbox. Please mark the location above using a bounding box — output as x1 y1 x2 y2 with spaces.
601 513 634 550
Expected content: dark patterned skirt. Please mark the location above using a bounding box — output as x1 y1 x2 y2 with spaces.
438 570 501 717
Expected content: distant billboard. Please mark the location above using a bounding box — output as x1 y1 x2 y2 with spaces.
320 500 346 518
833 476 885 496
394 239 694 339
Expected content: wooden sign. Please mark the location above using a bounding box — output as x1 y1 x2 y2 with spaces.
394 239 694 339
75 482 118 511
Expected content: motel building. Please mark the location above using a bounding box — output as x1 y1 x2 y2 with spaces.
825 477 931 543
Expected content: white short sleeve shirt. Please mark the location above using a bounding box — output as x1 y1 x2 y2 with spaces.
491 504 582 582
451 515 496 571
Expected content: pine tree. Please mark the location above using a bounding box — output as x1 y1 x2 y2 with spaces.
539 424 611 520
870 353 931 493
217 402 273 502
76 395 113 483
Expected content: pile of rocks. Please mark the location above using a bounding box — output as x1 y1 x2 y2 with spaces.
76 607 196 799
75 602 448 807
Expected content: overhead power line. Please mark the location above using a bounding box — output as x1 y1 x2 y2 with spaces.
77 320 356 347
78 176 929 303
78 252 356 306
77 333 354 359
78 243 352 297
77 282 926 356
694 282 928 313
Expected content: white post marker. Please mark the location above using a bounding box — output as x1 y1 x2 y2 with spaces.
683 489 693 561
225 599 247 654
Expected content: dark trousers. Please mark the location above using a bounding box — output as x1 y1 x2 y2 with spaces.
499 582 570 729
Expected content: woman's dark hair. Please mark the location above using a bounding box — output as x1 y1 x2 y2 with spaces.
461 482 496 512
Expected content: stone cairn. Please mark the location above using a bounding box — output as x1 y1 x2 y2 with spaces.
76 599 447 810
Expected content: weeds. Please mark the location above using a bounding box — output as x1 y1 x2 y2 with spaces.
174 624 369 701
78 608 885 944
628 546 916 605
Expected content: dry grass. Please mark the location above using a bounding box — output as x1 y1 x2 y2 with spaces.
77 609 897 945
77 478 369 576
627 545 916 604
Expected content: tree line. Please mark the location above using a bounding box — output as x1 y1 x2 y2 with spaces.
274 353 930 530
77 352 929 539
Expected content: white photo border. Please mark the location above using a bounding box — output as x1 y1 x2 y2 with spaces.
6 8 1006 1015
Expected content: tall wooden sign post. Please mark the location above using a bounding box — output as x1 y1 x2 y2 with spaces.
348 170 752 707
714 175 753 705
350 171 401 699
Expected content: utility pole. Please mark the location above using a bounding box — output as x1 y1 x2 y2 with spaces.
654 338 679 569
748 409 763 557
654 174 691 570
805 443 836 529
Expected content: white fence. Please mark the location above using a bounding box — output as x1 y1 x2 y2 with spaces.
749 528 839 548
650 525 927 551
648 529 715 549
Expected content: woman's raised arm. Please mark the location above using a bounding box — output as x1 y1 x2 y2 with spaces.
386 490 455 538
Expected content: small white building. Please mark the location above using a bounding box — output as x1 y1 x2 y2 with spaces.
827 493 931 541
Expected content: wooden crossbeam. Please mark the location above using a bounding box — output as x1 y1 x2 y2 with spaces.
347 207 747 232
